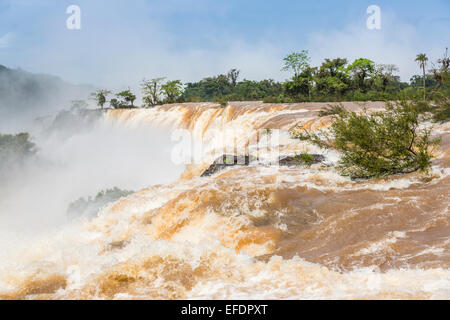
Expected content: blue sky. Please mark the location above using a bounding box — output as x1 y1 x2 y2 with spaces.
0 0 449 88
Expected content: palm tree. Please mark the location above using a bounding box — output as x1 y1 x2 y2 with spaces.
415 53 428 100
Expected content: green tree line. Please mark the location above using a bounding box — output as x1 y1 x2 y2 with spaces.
88 49 449 118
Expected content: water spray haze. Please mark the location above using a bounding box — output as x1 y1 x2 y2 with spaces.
0 116 183 252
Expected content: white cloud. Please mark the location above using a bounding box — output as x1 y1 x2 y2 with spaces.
0 32 13 48
3 3 447 87
306 11 447 81
18 19 285 89
43 11 446 87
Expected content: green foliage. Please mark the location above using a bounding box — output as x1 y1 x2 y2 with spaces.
116 89 136 108
293 153 316 167
233 79 283 100
373 64 400 92
182 69 283 102
283 67 315 100
281 51 313 100
427 49 450 121
318 104 345 117
415 54 429 69
410 75 437 88
109 98 120 109
67 187 134 219
262 128 272 135
412 100 433 114
347 58 376 92
212 95 228 108
161 80 183 103
263 95 291 103
141 78 166 107
183 73 233 101
315 58 349 96
227 69 240 87
282 50 311 77
432 91 450 122
90 89 111 109
137 50 447 106
415 53 429 100
0 132 36 173
294 101 441 179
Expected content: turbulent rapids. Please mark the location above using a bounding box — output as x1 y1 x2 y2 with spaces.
1 102 449 299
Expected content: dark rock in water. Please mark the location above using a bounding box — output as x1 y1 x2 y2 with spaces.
278 154 325 166
200 154 326 177
201 155 257 177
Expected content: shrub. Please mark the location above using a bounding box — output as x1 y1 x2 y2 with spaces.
213 96 228 108
293 153 316 167
430 74 450 122
0 132 36 168
115 89 137 108
263 96 280 103
318 104 345 117
67 187 134 219
0 132 37 181
431 93 450 122
293 101 441 179
261 128 272 135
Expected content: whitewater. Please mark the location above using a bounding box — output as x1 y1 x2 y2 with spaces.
0 101 449 299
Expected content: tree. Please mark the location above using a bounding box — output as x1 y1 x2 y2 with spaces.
315 58 349 96
283 67 315 100
415 53 428 100
347 58 375 92
0 132 36 158
410 75 437 88
233 79 283 100
294 101 440 179
374 64 399 92
116 89 136 108
282 50 311 77
90 89 112 109
109 98 120 109
141 78 166 107
183 74 233 101
282 51 313 100
432 92 450 123
227 69 240 87
428 49 450 122
0 132 36 175
318 58 348 77
67 187 134 220
427 48 449 100
161 80 183 103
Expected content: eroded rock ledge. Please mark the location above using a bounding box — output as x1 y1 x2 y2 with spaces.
201 154 325 177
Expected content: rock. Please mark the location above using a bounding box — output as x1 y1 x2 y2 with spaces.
200 155 256 177
278 154 325 166
200 154 326 177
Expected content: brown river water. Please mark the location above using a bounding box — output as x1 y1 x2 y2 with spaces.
0 102 449 299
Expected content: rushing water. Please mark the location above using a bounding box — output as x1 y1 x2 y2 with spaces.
0 102 449 299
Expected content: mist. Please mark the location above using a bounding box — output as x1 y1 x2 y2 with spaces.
0 61 183 252
0 64 94 132
0 114 184 254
